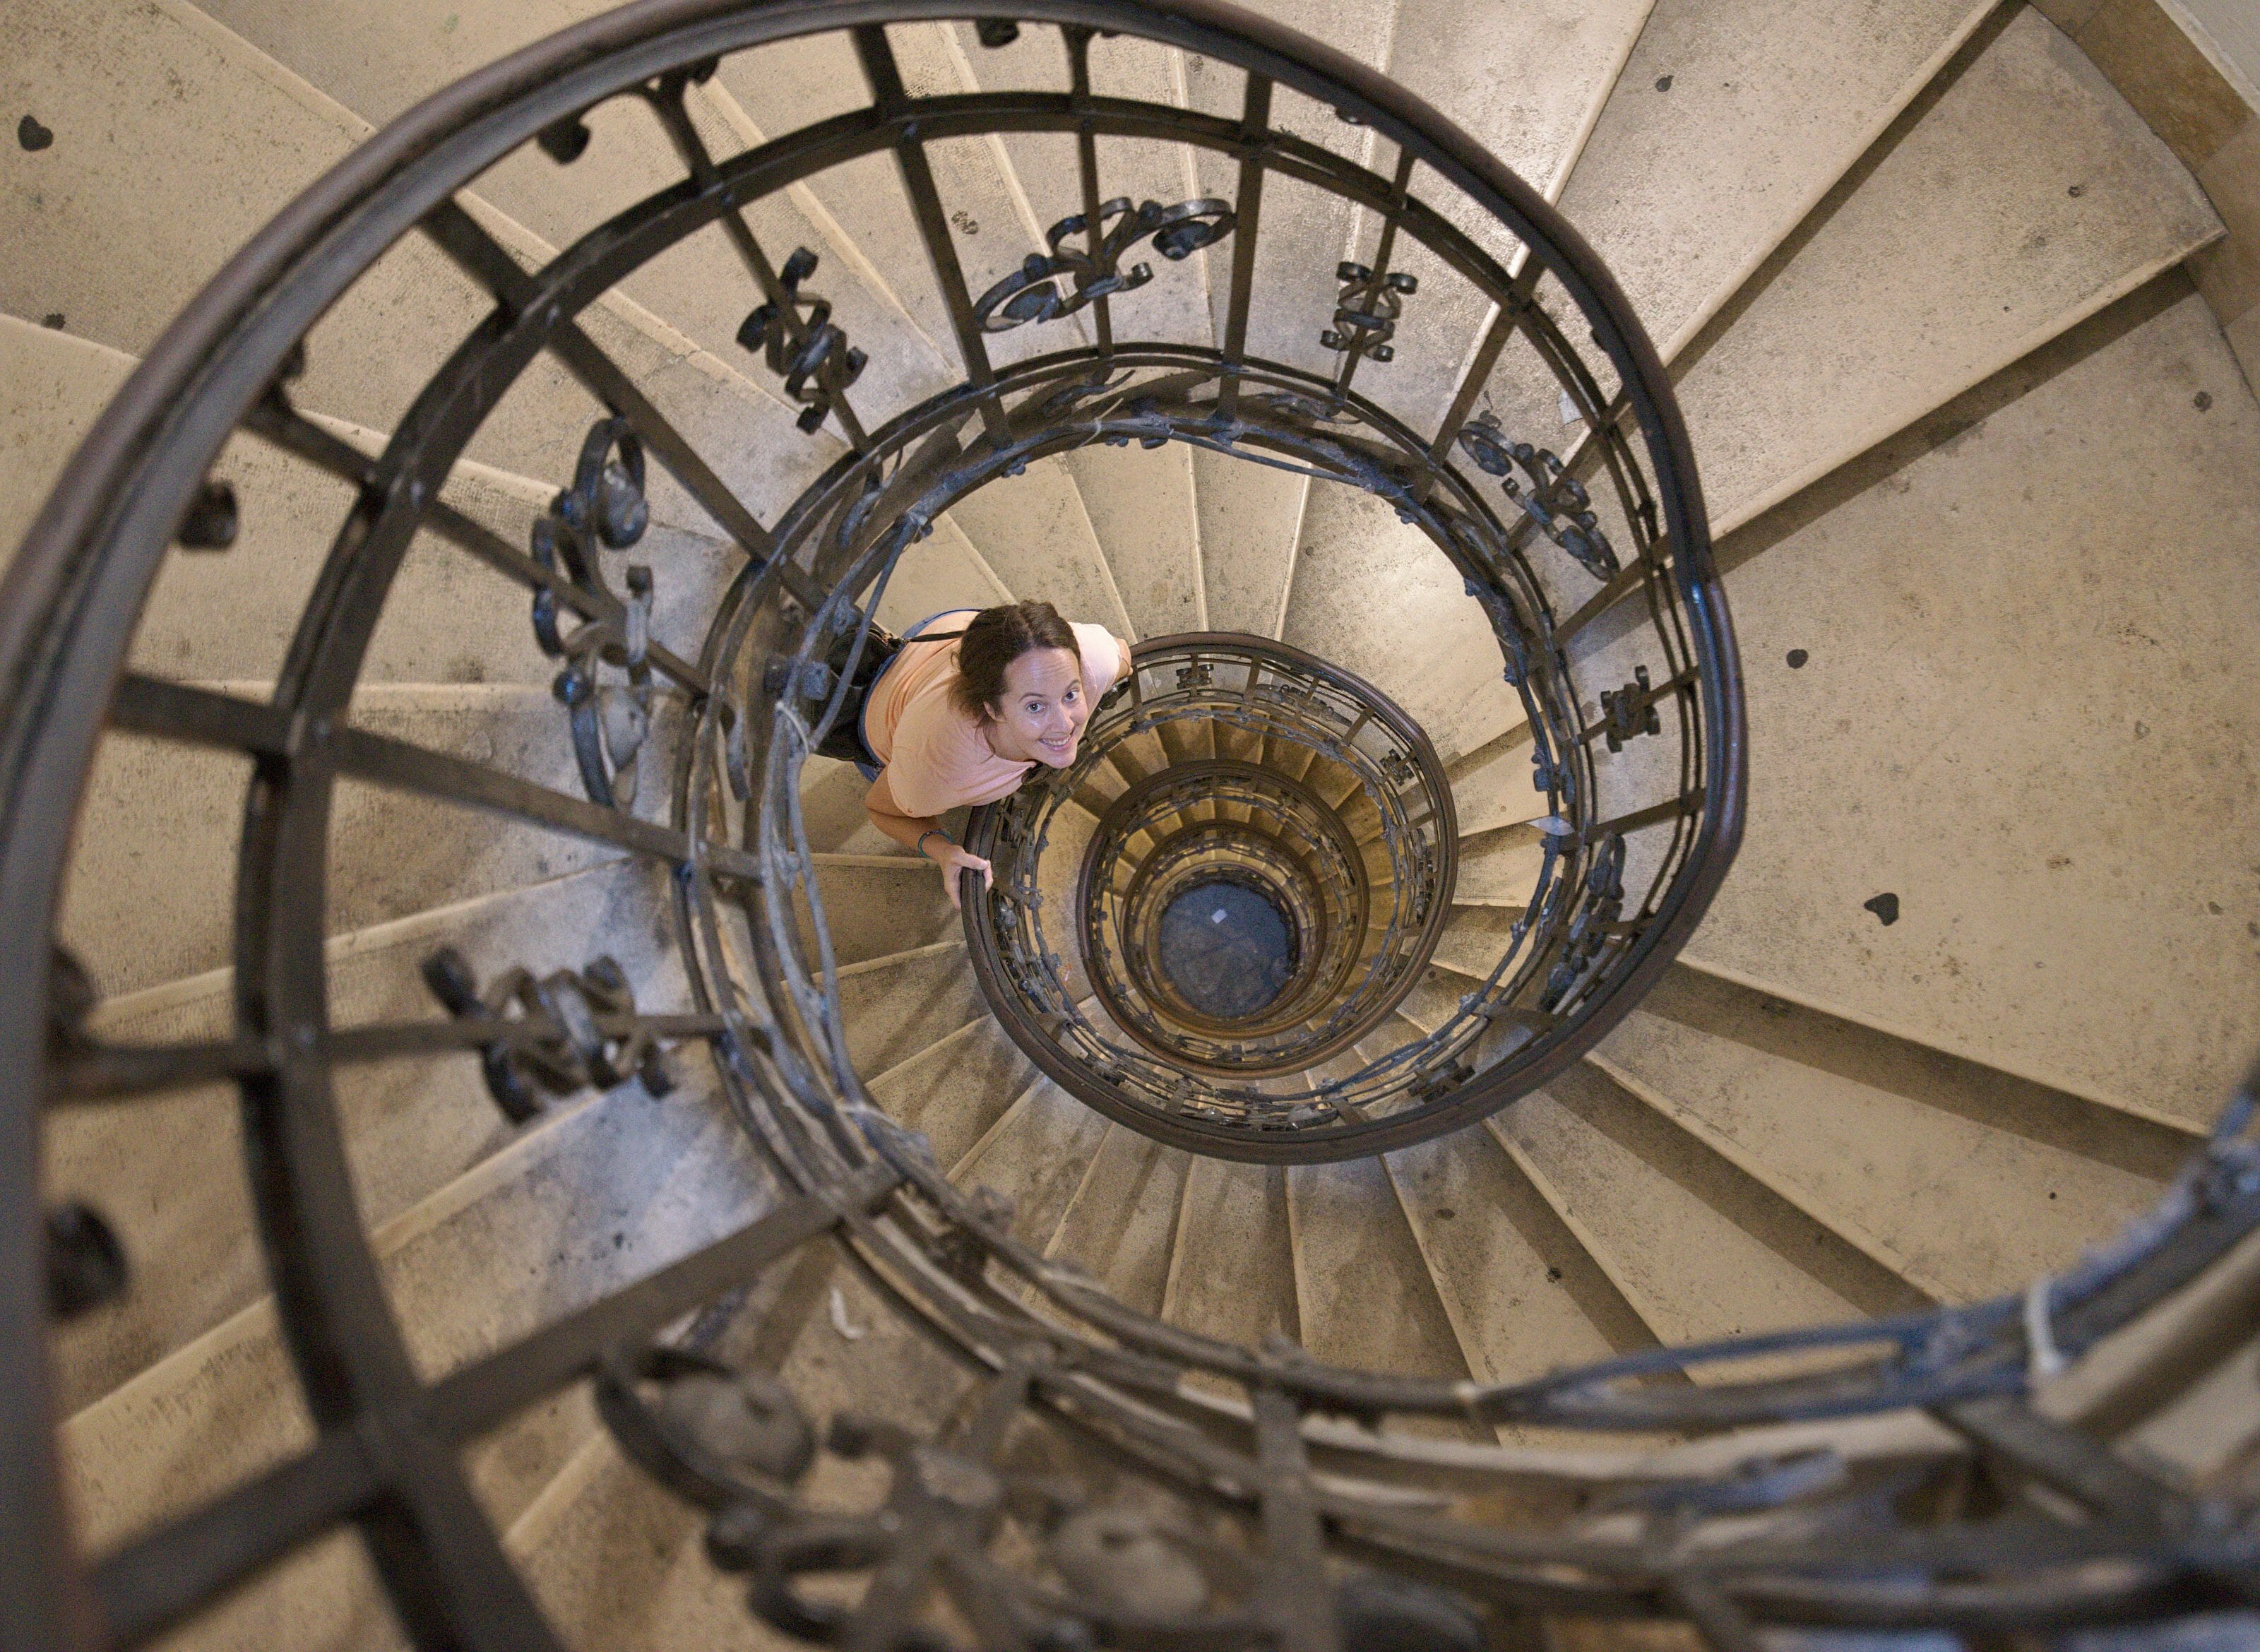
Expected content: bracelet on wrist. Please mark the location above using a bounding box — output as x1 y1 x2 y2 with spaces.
917 828 951 858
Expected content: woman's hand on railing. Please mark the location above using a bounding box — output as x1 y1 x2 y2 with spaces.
926 837 993 910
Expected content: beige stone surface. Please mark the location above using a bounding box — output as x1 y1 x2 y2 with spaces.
1061 441 1204 639
1492 1083 1862 1347
1679 8 2223 533
1552 0 1992 358
1689 291 2260 1124
1598 956 2190 1295
1045 1127 1194 1317
1287 1153 1470 1379
944 454 1134 636
2193 118 2260 327
1192 446 1305 638
0 315 134 573
2075 0 2254 168
950 1077 1114 1247
1161 1157 1297 1346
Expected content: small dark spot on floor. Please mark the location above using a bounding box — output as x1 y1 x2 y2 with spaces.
1544 1266 1564 1283
612 1231 625 1248
1654 73 1672 92
2248 921 2258 939
2134 720 2149 739
2194 391 2213 412
2208 901 2223 915
2047 1191 2057 1200
1434 1207 1455 1220
950 210 979 235
1863 892 1900 927
18 114 54 151
1760 999 1792 1018
1785 648 1808 669
2047 854 2071 870
2067 183 2084 197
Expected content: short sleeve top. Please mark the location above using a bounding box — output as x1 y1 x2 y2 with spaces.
864 612 1127 817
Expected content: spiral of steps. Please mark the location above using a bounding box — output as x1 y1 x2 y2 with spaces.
4 0 2260 1647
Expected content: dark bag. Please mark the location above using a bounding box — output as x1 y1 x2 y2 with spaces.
808 619 968 768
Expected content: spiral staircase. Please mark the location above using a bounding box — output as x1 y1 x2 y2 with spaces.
4 0 2260 1647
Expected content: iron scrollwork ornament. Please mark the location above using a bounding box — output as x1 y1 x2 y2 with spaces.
422 946 677 1122
1321 259 1417 365
531 417 658 809
1456 410 1620 581
736 246 868 434
973 196 1235 332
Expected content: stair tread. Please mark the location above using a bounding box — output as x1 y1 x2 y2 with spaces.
1287 1155 1470 1385
1492 1081 1868 1350
1043 1126 1195 1318
866 1014 1033 1172
1687 290 2260 1126
1675 7 2222 535
1556 0 1997 361
1162 1157 1297 1348
951 1078 1114 1251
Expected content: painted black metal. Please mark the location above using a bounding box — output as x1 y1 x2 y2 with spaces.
9 1 2248 1648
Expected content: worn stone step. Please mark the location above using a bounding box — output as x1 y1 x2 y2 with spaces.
1041 1124 1196 1318
49 858 677 1418
61 683 676 998
0 0 838 531
1160 1156 1299 1349
948 1077 1114 1252
866 1012 1033 1172
1672 6 2220 535
1591 965 2188 1305
799 853 960 968
1285 1153 1474 1387
1489 1073 1916 1355
1684 289 2260 1127
1555 0 1997 362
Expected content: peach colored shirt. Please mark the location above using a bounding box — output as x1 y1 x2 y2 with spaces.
864 612 1128 818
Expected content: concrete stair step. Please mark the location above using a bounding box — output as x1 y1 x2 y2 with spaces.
941 455 1138 640
1453 832 1545 911
49 858 674 1417
1351 0 1657 436
202 0 956 426
1451 734 1547 838
1160 1157 1299 1350
61 1064 765 1574
1285 1155 1477 1425
1672 6 2221 536
1061 442 1205 641
799 853 960 968
61 682 670 998
1684 288 2260 1127
833 939 984 1075
1191 448 1306 641
1280 480 1523 763
1592 965 2187 1305
1488 1072 1920 1355
866 1013 1033 1173
948 1078 1114 1252
1042 1125 1196 1318
1554 0 1998 364
1 0 843 532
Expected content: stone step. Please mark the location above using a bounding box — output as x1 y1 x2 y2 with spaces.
1160 1157 1299 1349
61 683 670 998
1349 0 1658 436
1670 6 2220 536
1488 1072 1919 1354
948 1078 1114 1252
1285 1153 1473 1387
1279 481 1524 763
1451 734 1547 838
1554 0 1998 362
0 0 840 532
939 456 1138 641
866 1013 1035 1174
833 939 985 1075
1042 1125 1196 1318
799 853 960 968
1684 288 2260 1127
0 317 749 690
1194 450 1307 641
50 858 676 1417
61 1063 768 1593
193 0 959 426
1590 965 2187 1305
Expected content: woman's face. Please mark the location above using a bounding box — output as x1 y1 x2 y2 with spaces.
984 646 1088 767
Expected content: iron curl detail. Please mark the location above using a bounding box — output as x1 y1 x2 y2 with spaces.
973 196 1234 332
1458 410 1620 581
737 246 869 434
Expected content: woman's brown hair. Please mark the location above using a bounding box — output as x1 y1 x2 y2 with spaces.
948 600 1081 720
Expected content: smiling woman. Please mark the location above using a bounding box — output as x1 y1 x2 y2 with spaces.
858 601 1130 907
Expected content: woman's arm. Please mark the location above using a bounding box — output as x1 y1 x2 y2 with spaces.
864 771 992 910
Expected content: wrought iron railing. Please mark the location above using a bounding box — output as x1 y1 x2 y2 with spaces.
963 633 1468 1156
3 2 2252 1650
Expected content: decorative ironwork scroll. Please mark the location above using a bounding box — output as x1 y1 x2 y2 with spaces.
422 947 677 1121
532 417 658 809
1320 259 1417 365
736 246 869 434
1458 410 1619 580
973 196 1235 332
